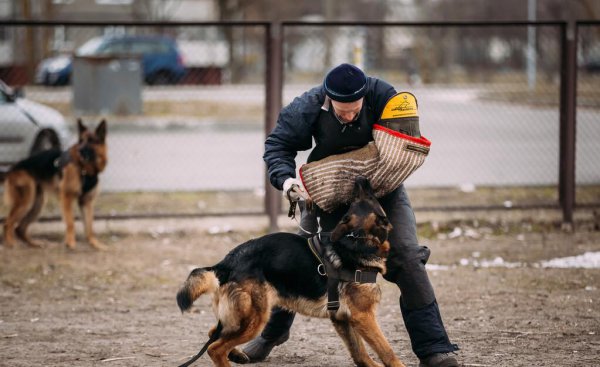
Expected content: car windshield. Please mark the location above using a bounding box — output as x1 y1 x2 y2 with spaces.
76 37 104 56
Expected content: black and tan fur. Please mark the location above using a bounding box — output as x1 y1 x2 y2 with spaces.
177 177 405 367
3 119 107 250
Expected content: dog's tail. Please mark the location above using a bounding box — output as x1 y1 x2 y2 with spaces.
177 267 219 312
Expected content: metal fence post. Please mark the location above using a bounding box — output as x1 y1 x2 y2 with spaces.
559 21 578 225
265 22 283 232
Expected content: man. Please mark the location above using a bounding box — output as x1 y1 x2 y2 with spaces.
247 63 459 367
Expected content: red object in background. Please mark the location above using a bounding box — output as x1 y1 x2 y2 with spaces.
0 65 30 86
180 67 222 85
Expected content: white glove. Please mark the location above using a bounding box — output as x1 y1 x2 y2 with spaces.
282 177 309 201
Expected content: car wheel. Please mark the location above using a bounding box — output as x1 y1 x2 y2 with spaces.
31 130 60 155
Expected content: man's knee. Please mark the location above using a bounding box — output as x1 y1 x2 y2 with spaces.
383 245 431 282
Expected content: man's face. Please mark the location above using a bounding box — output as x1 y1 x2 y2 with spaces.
331 98 364 124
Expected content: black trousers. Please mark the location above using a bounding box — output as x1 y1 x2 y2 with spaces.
262 186 458 358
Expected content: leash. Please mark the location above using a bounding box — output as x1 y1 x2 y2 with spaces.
178 321 223 367
286 184 311 217
294 214 317 236
287 185 317 235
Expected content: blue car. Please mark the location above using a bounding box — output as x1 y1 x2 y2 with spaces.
36 35 186 86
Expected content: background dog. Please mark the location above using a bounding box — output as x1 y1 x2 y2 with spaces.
176 177 405 367
3 119 107 250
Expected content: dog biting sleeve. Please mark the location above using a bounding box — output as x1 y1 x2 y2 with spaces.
370 125 430 198
299 126 430 212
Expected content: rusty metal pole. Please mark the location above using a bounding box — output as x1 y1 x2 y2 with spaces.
265 22 283 233
558 21 577 226
22 0 36 84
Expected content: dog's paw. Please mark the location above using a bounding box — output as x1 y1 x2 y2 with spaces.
26 240 46 249
89 239 108 251
228 348 250 364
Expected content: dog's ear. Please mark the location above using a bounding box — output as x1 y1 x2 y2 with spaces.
352 176 373 200
376 240 391 258
77 118 87 142
95 119 107 143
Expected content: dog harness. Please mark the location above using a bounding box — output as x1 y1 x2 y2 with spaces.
53 149 99 196
307 234 379 312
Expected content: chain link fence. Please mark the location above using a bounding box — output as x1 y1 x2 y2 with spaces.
285 26 560 187
0 23 269 217
283 23 594 211
0 21 598 220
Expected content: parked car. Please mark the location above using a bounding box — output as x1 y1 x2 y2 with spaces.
36 35 186 86
0 79 71 175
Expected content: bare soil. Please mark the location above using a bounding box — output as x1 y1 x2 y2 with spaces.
1 216 599 367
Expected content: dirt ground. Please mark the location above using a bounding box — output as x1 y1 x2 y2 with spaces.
1 214 599 367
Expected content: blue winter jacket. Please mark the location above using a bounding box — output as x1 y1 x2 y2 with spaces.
263 77 396 190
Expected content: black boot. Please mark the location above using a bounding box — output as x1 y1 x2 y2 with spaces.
419 352 459 367
228 307 295 364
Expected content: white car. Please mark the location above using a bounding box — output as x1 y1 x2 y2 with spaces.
0 80 71 174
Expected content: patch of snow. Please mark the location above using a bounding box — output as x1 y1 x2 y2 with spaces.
448 227 462 239
540 252 600 269
429 251 600 271
458 183 476 193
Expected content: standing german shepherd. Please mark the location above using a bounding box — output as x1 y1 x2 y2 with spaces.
3 119 107 250
176 177 405 367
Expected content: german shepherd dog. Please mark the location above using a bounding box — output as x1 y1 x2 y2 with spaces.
3 119 107 250
177 177 405 367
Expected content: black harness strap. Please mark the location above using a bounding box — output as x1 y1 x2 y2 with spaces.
80 174 98 195
53 149 99 198
307 235 379 311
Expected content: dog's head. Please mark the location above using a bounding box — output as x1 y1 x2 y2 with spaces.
75 118 107 176
330 177 393 258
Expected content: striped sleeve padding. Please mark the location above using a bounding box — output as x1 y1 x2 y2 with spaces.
299 124 430 212
300 143 379 212
370 125 430 198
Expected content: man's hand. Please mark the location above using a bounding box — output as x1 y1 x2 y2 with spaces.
283 177 310 202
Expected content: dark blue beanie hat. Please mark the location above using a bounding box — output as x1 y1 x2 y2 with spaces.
323 63 367 102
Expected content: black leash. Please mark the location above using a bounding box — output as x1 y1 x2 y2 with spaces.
287 185 317 236
178 321 223 367
286 184 313 220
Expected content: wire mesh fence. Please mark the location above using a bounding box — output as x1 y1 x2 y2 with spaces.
0 23 268 215
283 23 585 209
0 21 598 220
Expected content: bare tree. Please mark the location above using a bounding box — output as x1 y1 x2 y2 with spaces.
133 0 182 21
